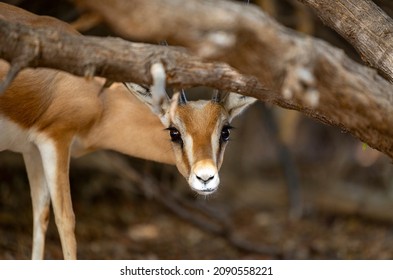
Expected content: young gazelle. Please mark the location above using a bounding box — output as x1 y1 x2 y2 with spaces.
0 4 256 260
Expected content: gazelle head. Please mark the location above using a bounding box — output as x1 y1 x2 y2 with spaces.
125 63 256 195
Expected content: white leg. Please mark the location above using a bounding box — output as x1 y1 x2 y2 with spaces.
36 137 77 260
23 146 50 260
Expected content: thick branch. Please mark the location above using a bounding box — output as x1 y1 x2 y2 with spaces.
299 0 393 83
0 17 266 98
77 0 393 158
2 1 393 159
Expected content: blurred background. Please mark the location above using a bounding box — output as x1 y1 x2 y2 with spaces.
1 0 393 259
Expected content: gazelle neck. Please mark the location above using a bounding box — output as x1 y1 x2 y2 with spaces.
82 83 176 165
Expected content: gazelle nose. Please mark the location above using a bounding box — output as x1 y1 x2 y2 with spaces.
196 174 215 184
189 160 220 195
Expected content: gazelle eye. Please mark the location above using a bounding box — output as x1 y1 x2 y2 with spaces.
167 127 183 145
220 125 233 143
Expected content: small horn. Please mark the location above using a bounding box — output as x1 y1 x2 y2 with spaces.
212 89 220 102
179 89 187 105
212 89 228 103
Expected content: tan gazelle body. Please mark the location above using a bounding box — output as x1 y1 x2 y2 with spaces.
0 3 256 259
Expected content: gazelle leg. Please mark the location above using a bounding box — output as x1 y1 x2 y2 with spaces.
23 146 50 260
36 137 77 260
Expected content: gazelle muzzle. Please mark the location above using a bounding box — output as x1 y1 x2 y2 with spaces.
188 160 220 195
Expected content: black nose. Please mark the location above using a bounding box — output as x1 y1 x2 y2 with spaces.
196 175 214 184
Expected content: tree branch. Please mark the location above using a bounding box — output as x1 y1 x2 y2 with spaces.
76 0 393 158
0 17 266 98
2 1 393 159
299 0 393 83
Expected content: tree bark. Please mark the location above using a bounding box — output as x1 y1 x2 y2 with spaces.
0 17 266 98
299 0 393 83
2 1 393 159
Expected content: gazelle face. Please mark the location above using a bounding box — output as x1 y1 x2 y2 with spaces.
125 81 256 195
159 91 256 196
167 101 232 195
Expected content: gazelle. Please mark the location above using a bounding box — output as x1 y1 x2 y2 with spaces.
0 3 256 259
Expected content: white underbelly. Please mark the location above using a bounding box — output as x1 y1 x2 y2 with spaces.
1 116 92 157
0 117 33 153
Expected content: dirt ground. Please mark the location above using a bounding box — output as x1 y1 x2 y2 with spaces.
2 111 393 260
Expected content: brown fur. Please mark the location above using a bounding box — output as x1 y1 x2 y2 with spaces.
177 102 225 162
0 59 175 164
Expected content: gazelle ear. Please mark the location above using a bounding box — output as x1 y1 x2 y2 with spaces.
216 91 257 122
124 82 171 126
124 63 171 126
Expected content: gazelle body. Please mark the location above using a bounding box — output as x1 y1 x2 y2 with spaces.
0 3 255 259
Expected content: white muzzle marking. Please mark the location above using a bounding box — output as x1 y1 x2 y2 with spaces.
188 161 219 195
